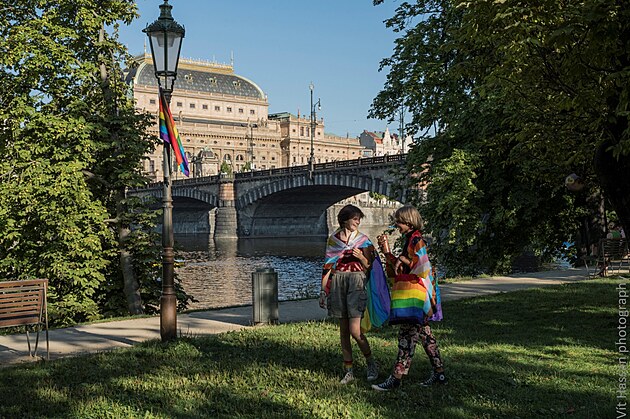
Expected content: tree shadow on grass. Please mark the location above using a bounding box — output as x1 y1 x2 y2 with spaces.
0 282 619 418
365 281 617 418
0 320 356 418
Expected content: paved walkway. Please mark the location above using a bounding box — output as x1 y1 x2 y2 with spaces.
0 268 590 367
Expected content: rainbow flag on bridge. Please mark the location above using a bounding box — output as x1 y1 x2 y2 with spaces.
159 88 189 177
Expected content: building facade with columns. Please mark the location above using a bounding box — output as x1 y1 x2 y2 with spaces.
268 112 364 167
127 54 366 181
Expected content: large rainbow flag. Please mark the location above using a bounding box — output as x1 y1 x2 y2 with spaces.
159 89 189 177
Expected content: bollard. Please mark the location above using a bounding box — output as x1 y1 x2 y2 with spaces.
252 268 279 325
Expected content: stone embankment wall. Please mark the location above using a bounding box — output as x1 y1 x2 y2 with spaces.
326 193 401 236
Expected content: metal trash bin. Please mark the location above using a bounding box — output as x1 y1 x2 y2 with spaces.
252 268 278 325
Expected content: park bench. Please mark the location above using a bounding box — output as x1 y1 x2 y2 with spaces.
0 279 49 360
584 238 629 279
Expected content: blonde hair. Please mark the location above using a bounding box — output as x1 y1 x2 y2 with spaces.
394 205 423 230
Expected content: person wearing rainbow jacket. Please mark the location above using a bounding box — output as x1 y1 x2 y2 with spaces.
372 205 446 391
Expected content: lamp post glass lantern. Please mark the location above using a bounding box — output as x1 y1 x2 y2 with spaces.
309 82 321 177
143 0 185 342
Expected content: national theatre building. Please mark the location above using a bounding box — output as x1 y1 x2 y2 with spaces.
126 54 365 181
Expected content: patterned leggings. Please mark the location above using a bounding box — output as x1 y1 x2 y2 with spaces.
393 321 444 376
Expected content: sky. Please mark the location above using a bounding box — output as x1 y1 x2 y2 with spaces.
117 0 404 138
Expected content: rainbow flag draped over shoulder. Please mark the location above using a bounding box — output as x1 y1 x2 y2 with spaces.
159 89 190 177
389 230 442 323
322 229 391 332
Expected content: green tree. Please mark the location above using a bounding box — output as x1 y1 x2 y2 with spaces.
220 161 233 175
372 0 629 275
0 1 178 323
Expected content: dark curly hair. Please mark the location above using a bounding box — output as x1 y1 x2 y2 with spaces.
337 204 365 228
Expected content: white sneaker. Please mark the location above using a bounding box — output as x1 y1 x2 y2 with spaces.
340 370 354 384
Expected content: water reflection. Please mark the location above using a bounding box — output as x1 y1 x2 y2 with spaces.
175 234 324 310
174 227 392 310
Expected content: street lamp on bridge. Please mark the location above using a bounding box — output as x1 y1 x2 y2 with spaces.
309 82 321 178
241 121 258 171
143 0 185 342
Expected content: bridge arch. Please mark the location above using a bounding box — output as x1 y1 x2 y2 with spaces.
235 171 405 237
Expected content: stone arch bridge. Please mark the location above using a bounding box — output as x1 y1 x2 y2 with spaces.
129 154 408 238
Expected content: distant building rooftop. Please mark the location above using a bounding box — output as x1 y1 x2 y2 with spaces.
127 54 265 100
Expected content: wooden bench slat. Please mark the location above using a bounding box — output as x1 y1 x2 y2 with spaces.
0 307 41 317
0 317 41 327
0 291 43 299
0 299 43 309
0 279 47 288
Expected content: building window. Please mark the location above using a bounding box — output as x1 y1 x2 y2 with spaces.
271 156 276 161
176 102 183 107
190 103 196 109
292 129 296 133
202 104 208 110
227 107 232 113
238 108 244 114
149 99 156 105
250 109 255 115
215 106 220 111
300 127 304 136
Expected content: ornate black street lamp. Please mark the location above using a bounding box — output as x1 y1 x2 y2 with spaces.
143 0 185 342
309 82 321 178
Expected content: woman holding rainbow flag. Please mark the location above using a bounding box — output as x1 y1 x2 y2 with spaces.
372 205 446 391
319 204 386 385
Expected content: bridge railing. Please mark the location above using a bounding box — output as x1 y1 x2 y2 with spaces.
134 154 407 189
234 153 406 180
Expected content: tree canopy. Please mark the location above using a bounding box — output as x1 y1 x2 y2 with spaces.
0 1 186 324
372 0 630 275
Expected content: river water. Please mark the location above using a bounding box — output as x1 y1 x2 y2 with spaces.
174 226 393 310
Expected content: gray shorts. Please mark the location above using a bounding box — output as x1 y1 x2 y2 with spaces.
327 271 367 319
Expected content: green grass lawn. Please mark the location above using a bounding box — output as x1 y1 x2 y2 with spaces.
0 278 620 418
